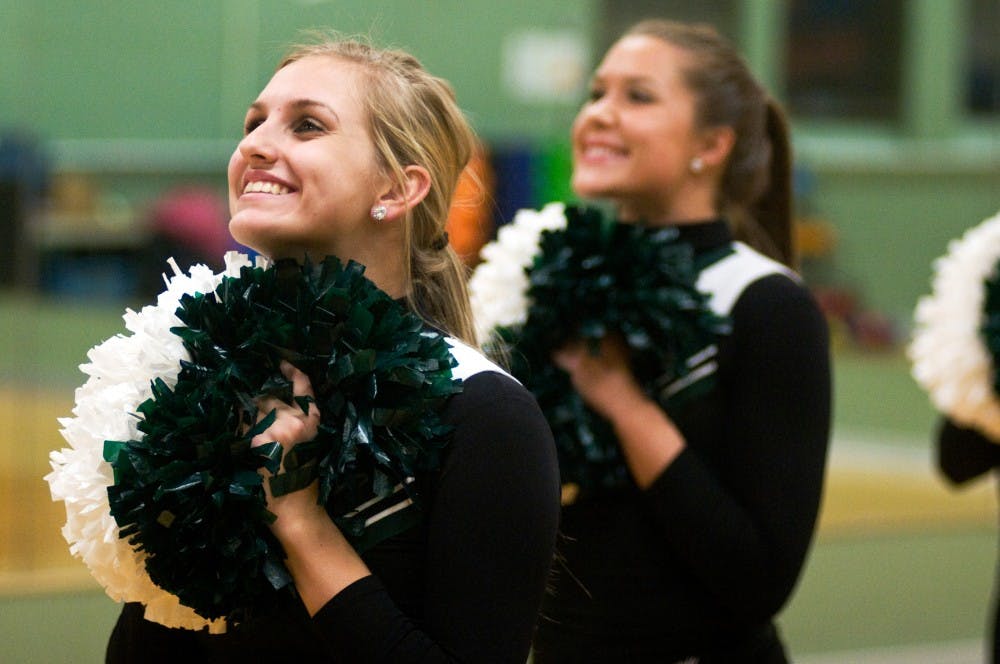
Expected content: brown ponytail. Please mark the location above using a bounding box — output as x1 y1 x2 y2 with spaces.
743 100 794 268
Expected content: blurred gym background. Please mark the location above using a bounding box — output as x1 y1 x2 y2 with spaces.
1 1 997 661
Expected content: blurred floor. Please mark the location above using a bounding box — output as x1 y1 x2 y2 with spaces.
821 430 995 535
798 640 983 664
783 432 996 660
0 387 87 592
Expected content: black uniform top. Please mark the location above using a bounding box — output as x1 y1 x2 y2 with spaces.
936 417 1000 664
107 359 561 663
533 220 831 663
938 416 1000 484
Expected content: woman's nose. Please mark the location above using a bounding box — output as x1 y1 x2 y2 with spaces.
238 123 278 164
581 96 615 127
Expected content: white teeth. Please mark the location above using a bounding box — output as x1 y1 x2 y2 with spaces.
584 145 623 158
243 180 290 195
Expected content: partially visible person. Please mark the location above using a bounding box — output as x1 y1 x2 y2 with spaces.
937 417 1000 663
107 35 560 663
913 209 1000 664
530 19 831 663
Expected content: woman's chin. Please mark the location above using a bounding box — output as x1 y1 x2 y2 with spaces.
228 221 279 257
570 175 617 202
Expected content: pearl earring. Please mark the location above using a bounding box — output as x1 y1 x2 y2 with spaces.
371 205 388 222
689 156 704 174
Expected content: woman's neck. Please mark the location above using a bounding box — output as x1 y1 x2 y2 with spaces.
616 188 718 227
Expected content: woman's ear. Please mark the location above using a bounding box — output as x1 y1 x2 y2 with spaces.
696 125 736 170
375 165 432 222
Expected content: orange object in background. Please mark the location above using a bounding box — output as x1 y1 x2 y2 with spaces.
794 216 837 259
445 145 495 268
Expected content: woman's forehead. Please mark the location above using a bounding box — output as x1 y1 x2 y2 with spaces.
259 56 366 108
595 36 690 86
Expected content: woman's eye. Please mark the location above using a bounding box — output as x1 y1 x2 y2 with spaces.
587 88 605 102
243 115 265 135
628 89 653 103
295 118 324 133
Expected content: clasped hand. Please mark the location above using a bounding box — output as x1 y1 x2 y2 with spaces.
553 334 646 422
250 360 327 534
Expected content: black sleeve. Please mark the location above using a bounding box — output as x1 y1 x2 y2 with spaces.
644 274 831 621
106 602 202 664
312 371 561 662
937 416 1000 484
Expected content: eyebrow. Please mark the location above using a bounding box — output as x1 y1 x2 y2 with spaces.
248 98 340 123
592 72 656 86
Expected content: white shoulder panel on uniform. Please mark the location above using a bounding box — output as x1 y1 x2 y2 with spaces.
446 337 518 382
696 242 799 316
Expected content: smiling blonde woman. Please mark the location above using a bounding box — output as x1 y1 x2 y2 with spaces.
104 36 560 664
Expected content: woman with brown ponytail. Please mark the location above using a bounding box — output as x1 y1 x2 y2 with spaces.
529 20 831 663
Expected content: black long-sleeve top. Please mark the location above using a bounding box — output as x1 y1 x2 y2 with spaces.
533 220 831 663
936 417 1000 664
937 416 1000 485
106 365 561 663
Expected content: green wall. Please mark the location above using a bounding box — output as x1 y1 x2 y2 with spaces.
0 0 593 145
2 0 997 327
801 168 997 324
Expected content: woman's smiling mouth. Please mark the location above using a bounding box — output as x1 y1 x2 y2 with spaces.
243 180 292 195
